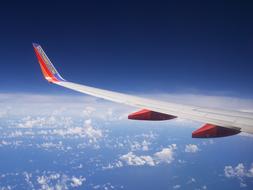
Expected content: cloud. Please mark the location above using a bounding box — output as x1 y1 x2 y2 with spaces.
185 144 200 153
239 132 253 138
35 119 103 141
38 141 64 150
82 106 96 117
102 161 124 170
23 172 34 189
130 140 150 151
118 144 177 167
154 144 177 164
224 163 253 187
0 171 86 190
173 184 181 189
32 119 104 150
17 115 73 129
0 93 133 121
120 152 155 166
70 176 86 188
82 119 103 141
224 163 253 178
187 177 196 184
0 140 23 148
0 93 252 123
0 140 11 146
92 183 123 190
36 172 85 190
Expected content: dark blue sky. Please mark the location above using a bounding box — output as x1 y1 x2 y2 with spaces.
0 0 253 98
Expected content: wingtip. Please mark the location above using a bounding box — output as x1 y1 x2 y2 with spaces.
32 43 40 48
33 43 65 83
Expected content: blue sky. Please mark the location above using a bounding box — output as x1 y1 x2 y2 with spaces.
0 0 252 98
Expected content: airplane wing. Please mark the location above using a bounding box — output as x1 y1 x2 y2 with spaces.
32 43 253 138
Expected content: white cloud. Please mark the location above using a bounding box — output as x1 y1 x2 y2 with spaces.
33 119 103 143
178 159 186 164
0 93 252 122
23 172 34 189
18 116 46 128
36 172 85 190
92 183 122 190
154 144 177 164
224 163 253 187
82 119 103 141
102 161 124 170
17 115 73 129
185 144 200 153
187 177 196 184
120 152 155 166
142 140 149 151
224 163 253 178
0 140 11 146
239 132 253 138
173 184 181 189
118 144 177 167
38 141 64 150
82 106 96 117
130 140 151 151
70 176 86 187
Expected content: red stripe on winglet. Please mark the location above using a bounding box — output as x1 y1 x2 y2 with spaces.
33 47 58 82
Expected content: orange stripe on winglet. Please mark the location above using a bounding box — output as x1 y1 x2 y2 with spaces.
33 47 58 82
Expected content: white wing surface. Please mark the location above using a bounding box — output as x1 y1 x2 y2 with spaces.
33 43 253 138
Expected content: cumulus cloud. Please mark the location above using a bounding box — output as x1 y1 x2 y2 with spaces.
70 176 86 187
120 152 155 166
185 144 200 153
118 144 177 167
224 163 253 178
82 119 103 141
38 141 64 150
17 115 73 129
130 140 150 151
92 182 122 190
36 172 85 190
102 161 124 170
35 119 103 141
0 140 11 146
224 163 253 187
154 144 177 164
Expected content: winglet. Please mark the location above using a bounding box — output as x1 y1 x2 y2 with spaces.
33 43 65 83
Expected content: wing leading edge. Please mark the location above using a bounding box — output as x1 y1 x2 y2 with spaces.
33 43 253 138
